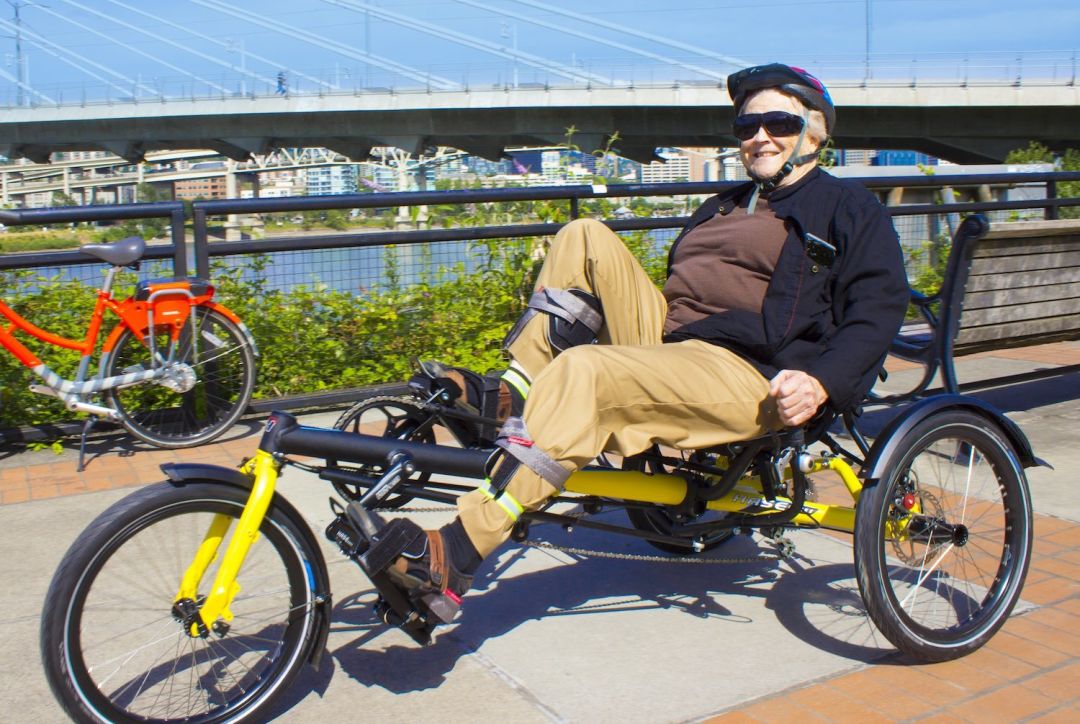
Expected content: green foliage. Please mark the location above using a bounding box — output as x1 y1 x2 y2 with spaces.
1005 141 1080 218
0 230 670 430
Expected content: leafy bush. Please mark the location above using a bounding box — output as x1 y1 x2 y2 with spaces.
0 230 668 430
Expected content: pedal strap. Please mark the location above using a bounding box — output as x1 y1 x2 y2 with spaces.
359 517 426 575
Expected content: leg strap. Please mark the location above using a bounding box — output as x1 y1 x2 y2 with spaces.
503 287 603 353
479 416 570 524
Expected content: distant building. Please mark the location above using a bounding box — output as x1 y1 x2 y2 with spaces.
872 150 939 167
175 176 227 200
306 164 359 195
641 150 692 184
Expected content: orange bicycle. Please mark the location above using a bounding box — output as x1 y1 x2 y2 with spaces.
0 235 257 466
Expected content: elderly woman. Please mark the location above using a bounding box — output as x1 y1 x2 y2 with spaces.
359 63 910 621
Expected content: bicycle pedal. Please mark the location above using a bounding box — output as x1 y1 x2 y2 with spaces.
374 596 435 646
420 589 461 625
325 514 368 558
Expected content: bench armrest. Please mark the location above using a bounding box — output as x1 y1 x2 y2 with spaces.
908 288 939 327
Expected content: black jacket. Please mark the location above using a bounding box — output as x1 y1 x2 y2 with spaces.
663 168 909 411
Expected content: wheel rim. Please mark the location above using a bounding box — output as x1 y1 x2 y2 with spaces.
876 424 1027 644
65 499 311 723
108 308 253 445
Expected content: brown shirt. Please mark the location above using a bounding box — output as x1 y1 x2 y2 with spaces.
663 196 788 333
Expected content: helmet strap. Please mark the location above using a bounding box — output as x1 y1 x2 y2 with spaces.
747 108 811 215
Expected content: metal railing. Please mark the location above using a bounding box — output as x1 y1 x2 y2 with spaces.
2 171 1079 441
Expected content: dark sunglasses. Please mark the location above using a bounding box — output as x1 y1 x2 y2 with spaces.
732 111 805 141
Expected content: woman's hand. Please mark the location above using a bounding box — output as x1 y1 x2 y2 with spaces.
769 370 828 427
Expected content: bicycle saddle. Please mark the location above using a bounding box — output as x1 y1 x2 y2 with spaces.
80 235 146 266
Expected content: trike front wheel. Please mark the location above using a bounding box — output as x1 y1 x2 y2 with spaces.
853 410 1032 662
104 306 256 448
40 481 320 723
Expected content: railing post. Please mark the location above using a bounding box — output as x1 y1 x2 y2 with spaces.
570 197 580 219
193 206 210 279
171 205 188 277
1046 179 1058 220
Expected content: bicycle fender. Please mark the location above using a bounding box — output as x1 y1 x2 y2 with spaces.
861 394 1047 483
159 462 333 670
205 301 260 358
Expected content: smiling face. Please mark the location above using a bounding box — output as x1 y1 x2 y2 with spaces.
737 88 822 186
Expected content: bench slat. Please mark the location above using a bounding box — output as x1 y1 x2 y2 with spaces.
960 298 1080 326
966 266 1080 291
956 313 1080 346
982 220 1080 239
968 250 1080 274
973 235 1080 257
963 281 1080 309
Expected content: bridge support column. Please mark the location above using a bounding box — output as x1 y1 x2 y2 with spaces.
224 164 242 241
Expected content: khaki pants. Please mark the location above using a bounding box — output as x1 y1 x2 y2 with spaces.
458 218 778 556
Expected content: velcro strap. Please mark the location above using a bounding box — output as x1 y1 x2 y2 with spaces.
494 416 570 490
360 517 426 575
529 288 602 334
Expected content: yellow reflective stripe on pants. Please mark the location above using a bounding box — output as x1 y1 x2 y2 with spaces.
495 490 524 522
501 368 531 400
475 478 523 522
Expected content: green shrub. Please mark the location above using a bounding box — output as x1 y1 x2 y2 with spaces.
0 231 668 430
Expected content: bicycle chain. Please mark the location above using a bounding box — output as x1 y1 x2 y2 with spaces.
391 505 793 564
519 539 789 565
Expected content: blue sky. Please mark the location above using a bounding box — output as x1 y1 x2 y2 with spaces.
2 0 1077 100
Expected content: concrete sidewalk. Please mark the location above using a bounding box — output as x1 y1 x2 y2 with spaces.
2 342 1078 723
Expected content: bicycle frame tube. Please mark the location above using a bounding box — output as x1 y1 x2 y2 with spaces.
564 459 860 534
179 450 280 636
0 291 117 366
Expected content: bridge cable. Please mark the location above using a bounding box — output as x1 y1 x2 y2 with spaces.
0 17 156 98
99 0 296 91
0 64 54 104
505 0 752 71
190 0 459 91
50 0 233 93
452 0 727 82
321 0 613 87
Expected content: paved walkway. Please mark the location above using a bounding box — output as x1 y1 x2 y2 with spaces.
2 343 1078 722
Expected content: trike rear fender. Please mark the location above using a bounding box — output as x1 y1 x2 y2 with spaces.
159 462 333 670
860 394 1047 484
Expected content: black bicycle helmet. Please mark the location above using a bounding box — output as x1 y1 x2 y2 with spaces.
728 62 835 135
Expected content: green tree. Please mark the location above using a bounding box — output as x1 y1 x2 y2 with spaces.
1005 142 1080 218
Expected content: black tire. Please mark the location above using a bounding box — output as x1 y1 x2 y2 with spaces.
623 448 734 554
104 306 256 448
328 395 437 508
854 410 1032 662
41 482 320 723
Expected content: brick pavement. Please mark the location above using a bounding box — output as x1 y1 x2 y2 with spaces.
3 342 1079 722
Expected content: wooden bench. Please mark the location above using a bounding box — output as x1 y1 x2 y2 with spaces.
883 215 1080 400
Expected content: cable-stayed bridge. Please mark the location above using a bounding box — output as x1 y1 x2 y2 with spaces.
0 1 1078 165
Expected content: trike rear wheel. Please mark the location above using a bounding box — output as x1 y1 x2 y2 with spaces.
40 482 320 723
853 410 1032 662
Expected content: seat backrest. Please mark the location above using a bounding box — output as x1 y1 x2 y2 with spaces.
954 219 1080 354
